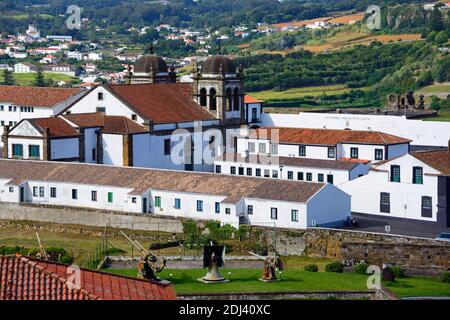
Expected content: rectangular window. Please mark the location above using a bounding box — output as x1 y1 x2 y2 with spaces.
264 169 270 178
259 143 266 153
271 207 278 220
291 210 299 222
246 168 252 176
132 197 137 203
164 139 171 156
350 147 359 159
97 92 104 101
230 166 236 175
421 196 432 218
33 186 38 197
271 144 278 155
299 145 306 157
306 173 312 181
39 187 44 198
12 144 23 157
380 192 390 213
225 208 231 215
287 171 294 180
91 190 97 202
72 189 78 200
215 165 221 174
298 172 304 181
108 192 113 203
92 148 96 161
412 167 423 185
248 142 255 153
390 165 401 183
215 202 220 214
238 167 244 176
50 187 56 198
247 205 253 215
196 200 203 212
272 170 278 178
256 168 261 177
96 107 106 113
131 114 137 121
327 174 334 184
9 187 14 193
318 174 324 182
29 145 40 158
155 196 161 208
375 149 384 161
174 198 181 209
328 147 335 159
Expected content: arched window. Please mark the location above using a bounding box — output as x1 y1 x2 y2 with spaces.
199 88 207 107
233 88 240 111
226 87 232 111
209 88 217 111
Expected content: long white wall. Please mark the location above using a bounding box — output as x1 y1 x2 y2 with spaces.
261 113 450 147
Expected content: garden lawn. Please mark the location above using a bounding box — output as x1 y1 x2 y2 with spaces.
386 277 450 298
0 73 76 86
424 110 450 122
106 268 369 295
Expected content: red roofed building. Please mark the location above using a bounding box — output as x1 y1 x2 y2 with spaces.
0 255 177 300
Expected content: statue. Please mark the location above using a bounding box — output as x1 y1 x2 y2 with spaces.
198 245 229 284
249 252 284 282
137 254 167 281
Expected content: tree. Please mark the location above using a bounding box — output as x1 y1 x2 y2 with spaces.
2 68 15 85
434 31 448 46
33 67 46 87
429 7 445 32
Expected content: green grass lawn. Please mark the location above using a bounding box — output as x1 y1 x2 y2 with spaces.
106 268 450 297
423 110 450 122
386 277 450 298
417 83 450 94
248 85 352 101
1 73 77 86
106 268 369 295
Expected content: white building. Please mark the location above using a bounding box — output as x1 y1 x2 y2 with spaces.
244 95 263 127
67 51 84 61
0 160 351 229
0 85 85 145
340 149 450 228
261 112 450 148
236 127 411 163
214 153 368 186
14 63 35 73
46 35 73 42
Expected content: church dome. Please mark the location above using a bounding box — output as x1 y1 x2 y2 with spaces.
202 55 236 74
134 55 168 73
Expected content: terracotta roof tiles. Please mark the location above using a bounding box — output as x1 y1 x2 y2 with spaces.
411 150 450 176
30 117 80 137
62 113 147 134
0 255 177 300
254 127 411 146
106 83 216 124
0 85 83 108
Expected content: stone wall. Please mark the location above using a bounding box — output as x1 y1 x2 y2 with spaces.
268 228 450 272
0 202 183 234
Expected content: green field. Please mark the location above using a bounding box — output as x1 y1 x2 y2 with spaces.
107 268 450 298
417 83 450 94
248 85 353 101
3 14 54 20
0 73 77 86
424 110 450 122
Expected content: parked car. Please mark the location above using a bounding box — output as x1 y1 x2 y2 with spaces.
435 232 450 242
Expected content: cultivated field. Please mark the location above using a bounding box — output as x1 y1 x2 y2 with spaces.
248 84 352 101
0 72 76 86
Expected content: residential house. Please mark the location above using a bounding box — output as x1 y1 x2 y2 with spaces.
0 159 351 229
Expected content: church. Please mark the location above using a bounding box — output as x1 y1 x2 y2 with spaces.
2 52 263 172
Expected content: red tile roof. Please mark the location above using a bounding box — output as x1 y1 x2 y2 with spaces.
253 127 411 146
0 85 83 108
62 113 147 134
106 83 217 124
244 95 264 104
30 117 80 137
0 255 177 300
411 150 450 176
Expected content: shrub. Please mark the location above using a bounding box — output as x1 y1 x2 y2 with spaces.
304 264 319 272
388 266 405 278
325 261 344 273
382 267 396 282
0 246 28 255
354 263 369 274
440 272 450 283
